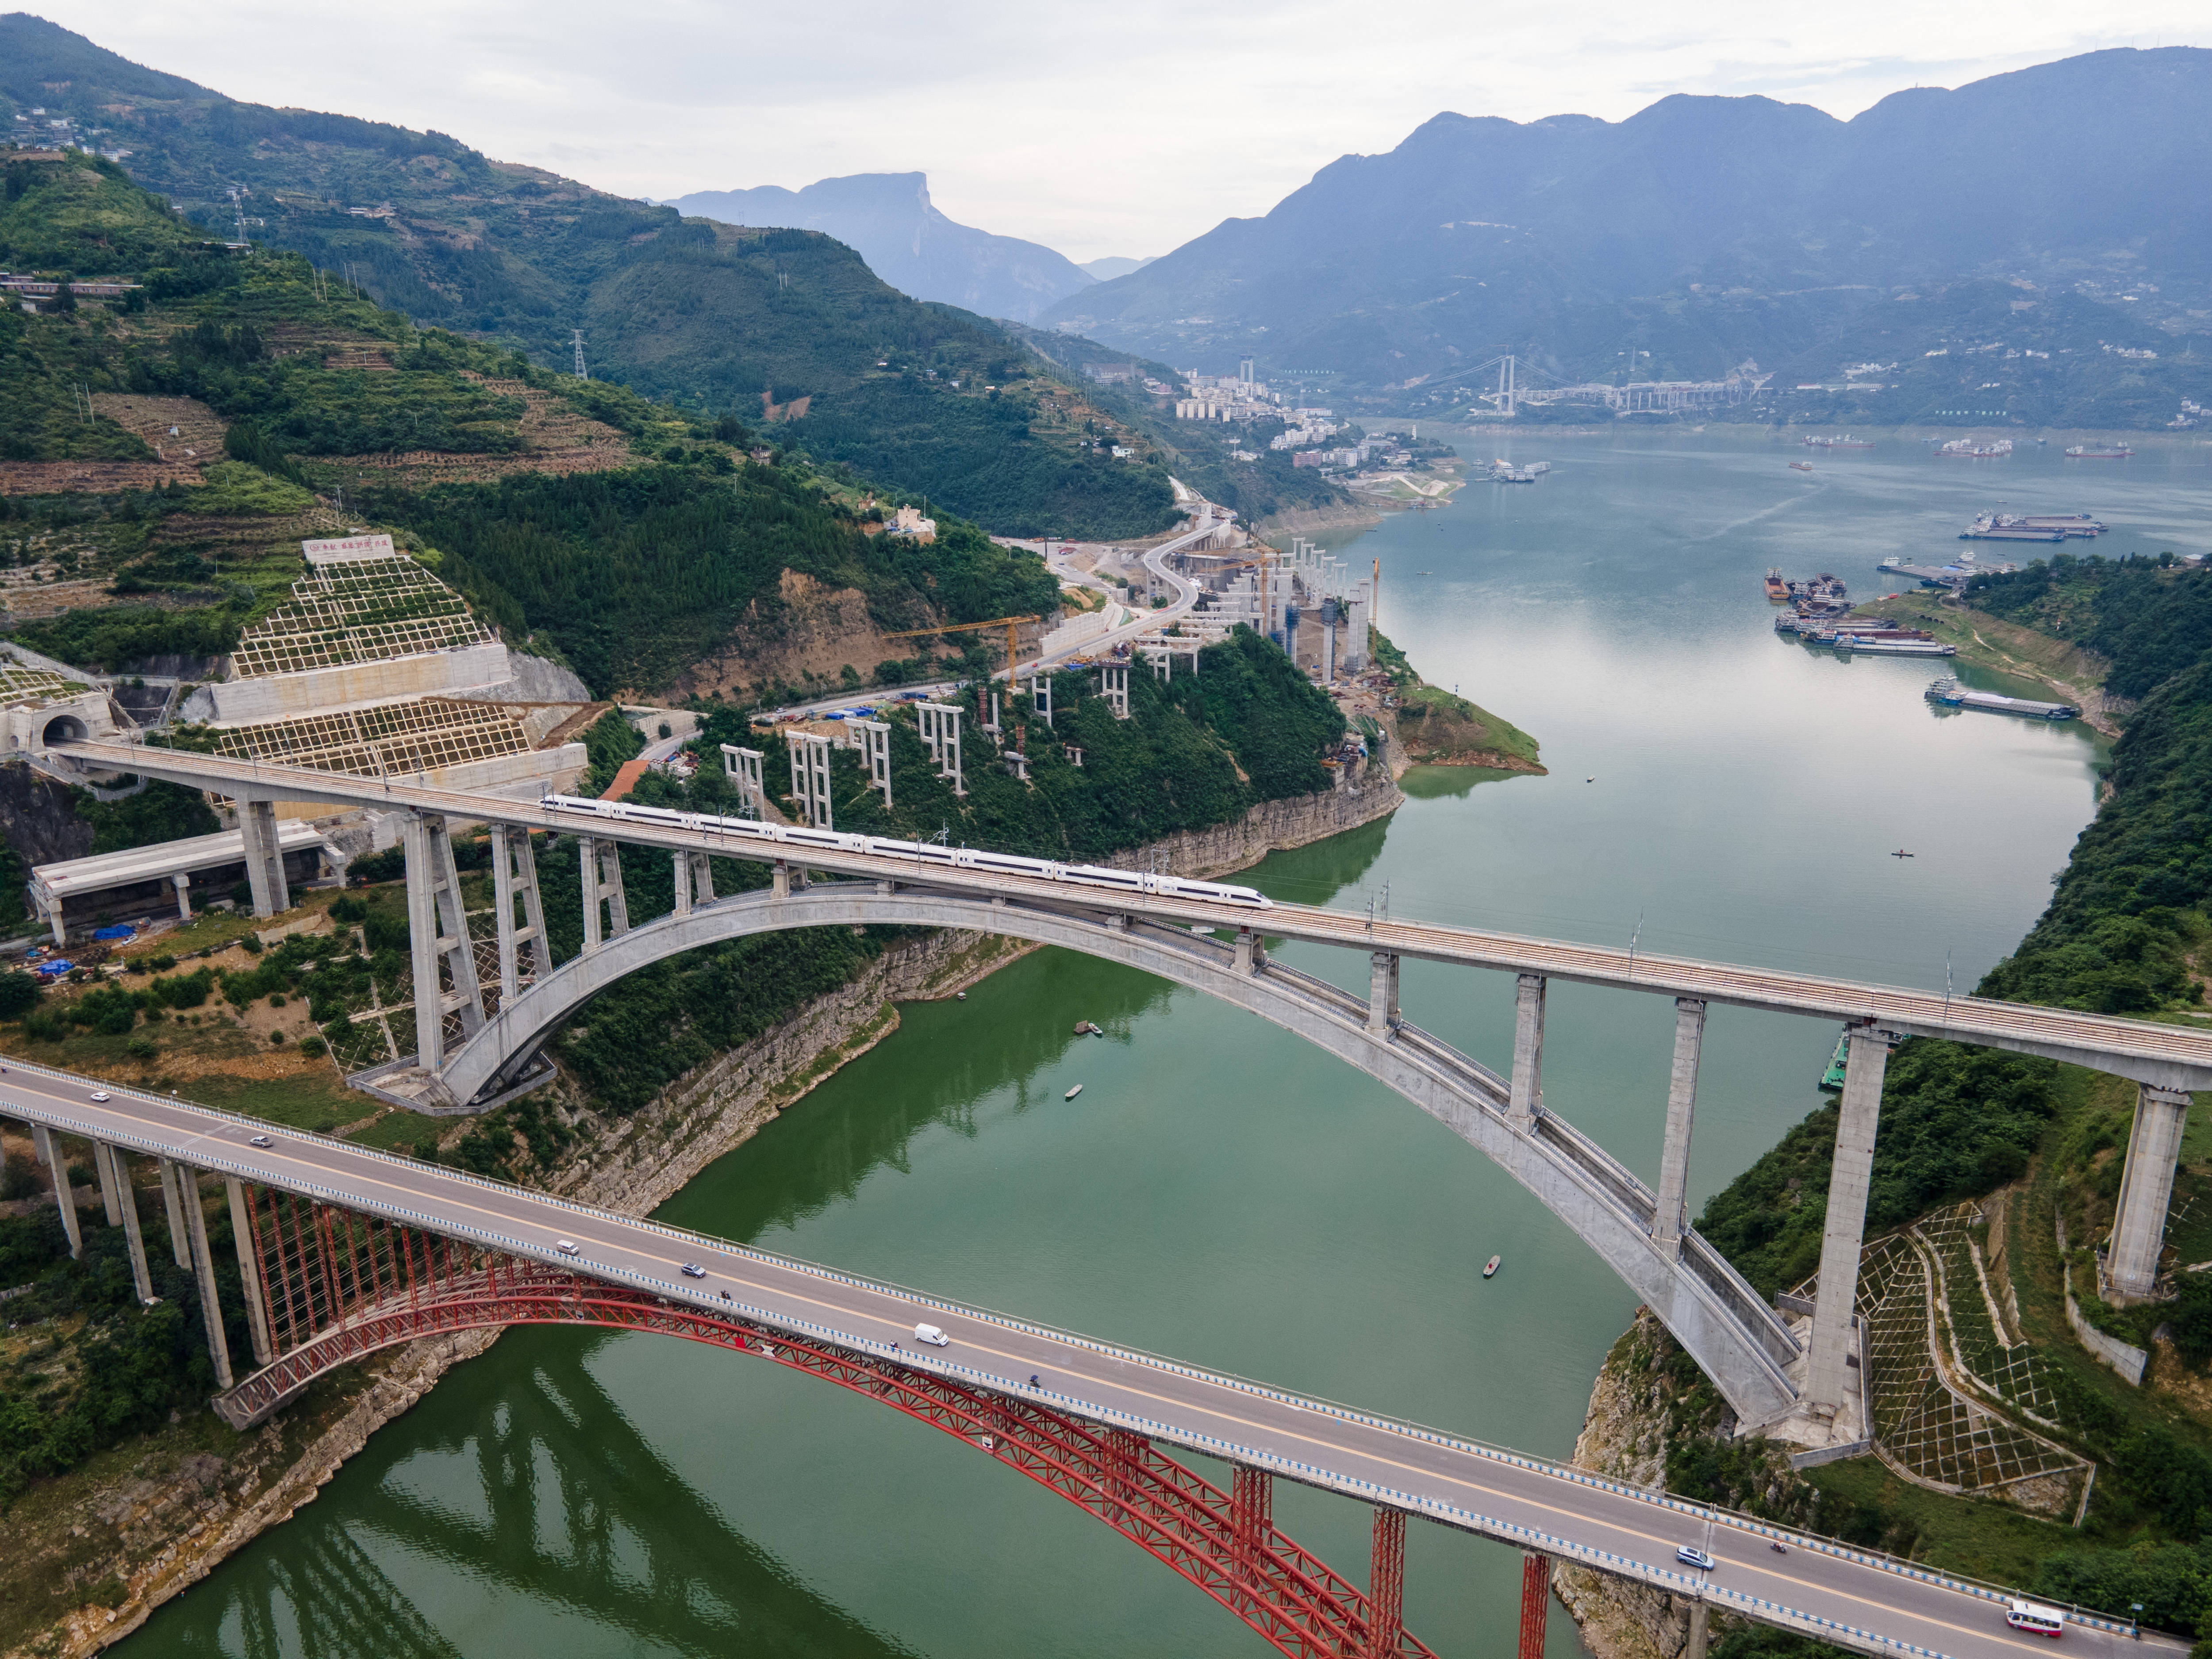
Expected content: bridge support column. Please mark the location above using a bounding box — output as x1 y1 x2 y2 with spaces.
33 1125 81 1259
104 1145 155 1304
2108 1083 2196 1299
580 838 630 953
237 797 291 918
1366 1507 1405 1659
672 850 714 917
772 860 791 899
1509 974 1546 1125
1653 998 1707 1256
225 1177 274 1366
490 825 549 1003
1684 1597 1709 1659
1807 1025 1893 1417
159 1156 191 1267
1517 1553 1550 1659
178 1163 233 1391
1230 1466 1271 1589
403 813 485 1069
93 1136 123 1225
1367 952 1399 1036
1234 928 1260 975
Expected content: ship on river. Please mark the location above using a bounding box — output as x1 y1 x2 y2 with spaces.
1959 511 2103 541
1940 437 2015 459
1925 676 2078 720
1801 435 1875 450
2065 444 2134 460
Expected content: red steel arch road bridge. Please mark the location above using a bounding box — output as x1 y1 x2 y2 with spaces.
4 1064 2184 1659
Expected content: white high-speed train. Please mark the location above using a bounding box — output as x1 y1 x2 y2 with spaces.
538 794 1275 910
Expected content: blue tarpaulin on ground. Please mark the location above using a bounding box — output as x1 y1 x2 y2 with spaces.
92 925 136 940
32 960 71 976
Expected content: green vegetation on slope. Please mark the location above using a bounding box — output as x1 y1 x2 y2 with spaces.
0 15 1179 536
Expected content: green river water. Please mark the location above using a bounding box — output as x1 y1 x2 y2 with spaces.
131 431 2212 1656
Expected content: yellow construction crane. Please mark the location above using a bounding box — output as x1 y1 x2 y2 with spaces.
880 614 1041 679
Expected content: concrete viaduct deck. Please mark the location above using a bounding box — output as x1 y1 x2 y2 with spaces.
44 741 2212 1442
2 1064 2184 1659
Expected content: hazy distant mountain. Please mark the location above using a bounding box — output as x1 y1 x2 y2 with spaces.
668 173 1094 323
1079 256 1156 280
1041 48 2212 393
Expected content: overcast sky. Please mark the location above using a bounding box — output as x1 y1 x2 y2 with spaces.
31 0 2211 261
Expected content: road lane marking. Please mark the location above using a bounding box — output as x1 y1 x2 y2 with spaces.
18 1086 2127 1655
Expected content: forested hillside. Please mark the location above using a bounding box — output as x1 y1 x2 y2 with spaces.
0 15 1178 537
0 153 1058 695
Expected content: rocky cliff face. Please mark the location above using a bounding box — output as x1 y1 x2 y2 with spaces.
0 759 93 869
1097 763 1402 881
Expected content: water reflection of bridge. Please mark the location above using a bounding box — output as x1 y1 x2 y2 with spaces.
155 1335 917 1658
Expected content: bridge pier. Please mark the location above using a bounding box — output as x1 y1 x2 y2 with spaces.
1806 1025 1895 1420
1685 1597 1709 1659
93 1133 123 1225
1367 952 1399 1036
102 1144 156 1304
1517 1553 1550 1659
32 1125 81 1258
1367 1507 1405 1658
489 825 549 1003
1509 974 1546 1125
672 850 714 917
237 798 291 918
177 1163 233 1390
1234 928 1261 975
2106 1083 2197 1299
580 837 631 952
1230 1465 1271 1590
159 1156 191 1267
226 1176 275 1366
1652 998 1707 1256
403 813 486 1068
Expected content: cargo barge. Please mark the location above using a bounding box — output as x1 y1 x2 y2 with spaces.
1832 633 1957 656
1924 676 2077 720
1940 438 2014 459
1802 435 1875 450
1959 511 2103 541
2065 444 2134 460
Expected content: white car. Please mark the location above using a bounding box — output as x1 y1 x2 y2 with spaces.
89 1091 111 1102
249 1135 273 1148
914 1323 951 1347
556 1239 580 1256
1676 1545 1716 1573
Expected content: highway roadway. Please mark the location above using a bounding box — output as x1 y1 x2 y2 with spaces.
3 1063 2177 1659
52 739 2212 1093
763 493 1213 723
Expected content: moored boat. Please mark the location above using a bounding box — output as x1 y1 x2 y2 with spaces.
2065 444 2134 460
1924 676 2077 720
1483 1255 1502 1279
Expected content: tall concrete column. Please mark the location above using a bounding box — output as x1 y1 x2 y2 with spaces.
1234 929 1257 975
1367 952 1399 1036
490 824 549 1003
179 1164 233 1391
599 843 630 936
425 814 484 1048
1652 998 1708 1256
93 1137 123 1226
1685 1599 1709 1659
226 1176 274 1367
33 1124 81 1260
771 860 791 901
1509 975 1546 1125
109 1145 155 1305
401 813 445 1067
673 849 695 917
2108 1083 2197 1298
159 1157 191 1267
237 798 291 918
172 871 193 921
688 852 713 905
1806 1026 1893 1417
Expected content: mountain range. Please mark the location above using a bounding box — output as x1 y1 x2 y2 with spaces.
665 173 1094 323
1043 48 2212 407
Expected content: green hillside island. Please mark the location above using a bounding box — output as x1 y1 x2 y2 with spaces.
1634 555 2212 1657
0 14 1178 538
0 152 1062 697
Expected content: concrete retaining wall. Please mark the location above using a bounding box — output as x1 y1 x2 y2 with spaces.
204 643 513 724
2065 1263 2148 1385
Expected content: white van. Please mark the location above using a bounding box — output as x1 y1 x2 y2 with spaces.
914 1323 950 1347
2006 1601 2066 1638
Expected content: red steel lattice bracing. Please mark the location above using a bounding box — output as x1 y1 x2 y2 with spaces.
225 1196 1436 1659
1519 1551 1551 1659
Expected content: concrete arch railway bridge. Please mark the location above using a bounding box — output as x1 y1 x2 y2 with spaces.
47 740 2212 1445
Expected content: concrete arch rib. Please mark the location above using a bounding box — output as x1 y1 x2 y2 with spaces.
439 886 1800 1425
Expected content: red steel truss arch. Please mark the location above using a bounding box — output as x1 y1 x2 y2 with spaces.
222 1191 1433 1659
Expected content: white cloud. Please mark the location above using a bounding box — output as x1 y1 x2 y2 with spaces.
31 0 2210 260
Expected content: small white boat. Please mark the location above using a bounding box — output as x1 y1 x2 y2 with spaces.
1065 1085 1083 1101
1483 1255 1502 1279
